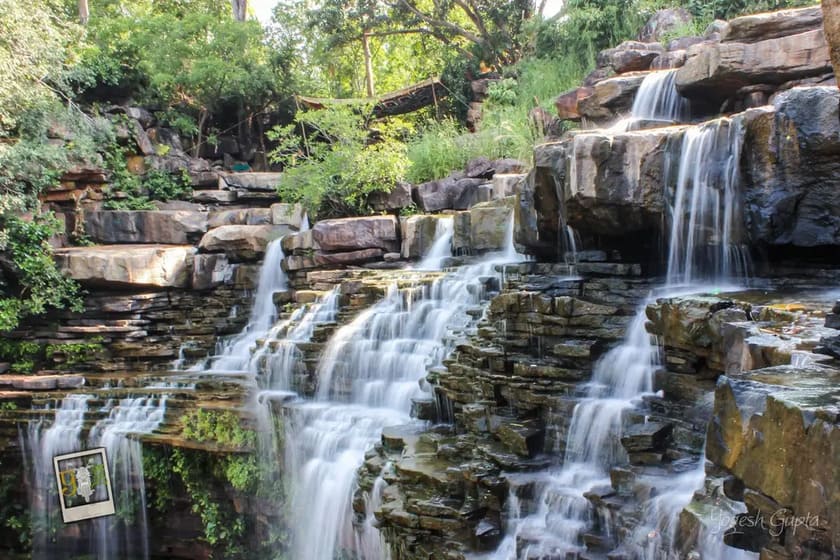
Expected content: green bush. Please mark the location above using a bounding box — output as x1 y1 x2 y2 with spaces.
0 340 43 373
269 104 408 218
0 214 84 333
181 409 256 449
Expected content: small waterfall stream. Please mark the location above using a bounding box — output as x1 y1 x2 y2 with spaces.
21 394 168 560
285 217 525 560
189 214 524 560
666 116 751 286
203 237 290 372
489 102 755 558
631 69 690 122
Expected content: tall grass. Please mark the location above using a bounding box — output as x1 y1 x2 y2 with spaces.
406 56 588 183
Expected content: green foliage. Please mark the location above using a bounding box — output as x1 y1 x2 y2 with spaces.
0 340 43 374
45 339 104 369
145 444 262 556
0 106 112 204
269 104 408 218
487 78 519 106
145 169 191 202
0 456 31 550
408 57 585 182
102 145 190 210
532 0 643 63
0 1 85 135
0 214 84 333
406 119 473 183
181 409 256 449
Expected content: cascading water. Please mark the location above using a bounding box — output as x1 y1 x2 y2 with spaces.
20 394 91 559
283 216 524 560
21 394 167 560
631 69 690 122
417 216 455 270
87 396 168 560
666 117 751 286
489 113 754 559
488 306 659 559
203 237 290 372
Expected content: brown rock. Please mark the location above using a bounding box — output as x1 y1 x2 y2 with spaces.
676 29 831 102
55 245 196 288
555 87 594 120
312 215 399 253
722 6 824 43
84 211 208 244
198 225 289 261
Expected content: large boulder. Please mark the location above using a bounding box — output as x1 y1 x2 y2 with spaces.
707 368 840 557
412 175 492 211
312 215 399 253
270 203 307 229
596 41 665 74
515 144 565 258
638 8 693 42
676 29 832 103
84 211 208 244
198 225 289 261
470 197 516 252
401 215 444 259
367 182 413 212
743 86 840 247
564 126 686 236
578 73 647 121
721 5 824 43
55 245 196 288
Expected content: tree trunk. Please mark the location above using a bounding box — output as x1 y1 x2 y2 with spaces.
78 0 89 24
194 109 209 159
362 32 376 98
231 0 247 22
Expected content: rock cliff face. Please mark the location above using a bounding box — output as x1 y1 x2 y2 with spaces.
1 5 839 560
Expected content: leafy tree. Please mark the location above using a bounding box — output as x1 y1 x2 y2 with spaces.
268 104 409 217
77 1 283 155
0 0 83 135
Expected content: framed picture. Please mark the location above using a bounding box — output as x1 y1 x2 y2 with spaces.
53 448 116 523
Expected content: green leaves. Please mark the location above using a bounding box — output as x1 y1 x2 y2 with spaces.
269 104 409 218
0 213 84 333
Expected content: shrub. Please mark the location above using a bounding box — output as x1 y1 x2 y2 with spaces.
0 214 84 332
269 104 409 218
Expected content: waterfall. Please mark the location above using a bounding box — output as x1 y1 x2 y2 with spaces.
87 396 168 560
631 70 690 122
666 117 751 286
20 394 92 559
283 217 524 560
488 305 658 559
21 394 167 560
417 216 454 270
203 237 290 372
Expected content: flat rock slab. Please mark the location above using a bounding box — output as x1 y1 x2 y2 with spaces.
0 374 85 390
55 245 197 288
198 225 290 261
85 210 208 244
721 5 823 43
219 172 283 191
676 28 831 100
312 215 399 253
